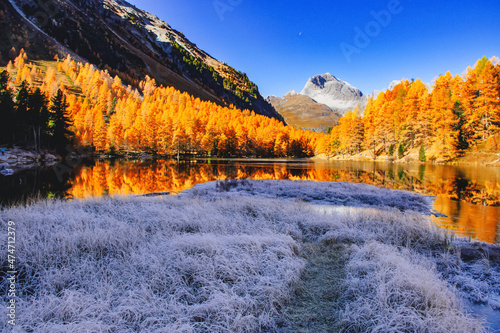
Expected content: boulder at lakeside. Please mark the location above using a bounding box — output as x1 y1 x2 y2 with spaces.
0 147 60 173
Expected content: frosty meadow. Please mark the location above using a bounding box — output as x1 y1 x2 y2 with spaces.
1 180 498 332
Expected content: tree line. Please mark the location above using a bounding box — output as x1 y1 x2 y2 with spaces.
2 51 499 162
0 53 72 155
1 51 320 157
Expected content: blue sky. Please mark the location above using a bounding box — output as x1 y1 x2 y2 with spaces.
127 0 500 97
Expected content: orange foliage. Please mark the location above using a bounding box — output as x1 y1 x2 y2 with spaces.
61 56 322 156
10 54 323 157
10 52 499 161
321 57 500 161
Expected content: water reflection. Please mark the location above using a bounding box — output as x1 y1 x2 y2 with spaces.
0 166 73 205
1 159 499 243
433 196 500 244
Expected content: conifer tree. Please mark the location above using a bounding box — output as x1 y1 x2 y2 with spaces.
429 73 460 160
419 145 427 162
452 100 469 151
0 71 15 144
16 80 30 141
28 88 50 152
474 60 500 138
49 89 73 155
398 143 405 159
388 144 394 156
402 79 428 148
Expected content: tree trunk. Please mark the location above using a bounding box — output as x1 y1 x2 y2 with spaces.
33 126 37 153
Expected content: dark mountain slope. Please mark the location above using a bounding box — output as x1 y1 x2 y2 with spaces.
0 0 282 120
0 0 85 63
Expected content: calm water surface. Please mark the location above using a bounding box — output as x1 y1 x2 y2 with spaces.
1 159 499 243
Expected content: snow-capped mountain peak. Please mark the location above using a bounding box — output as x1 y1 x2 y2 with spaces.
300 73 367 114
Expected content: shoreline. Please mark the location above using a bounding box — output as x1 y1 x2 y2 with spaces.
0 146 61 175
314 151 500 167
3 145 500 172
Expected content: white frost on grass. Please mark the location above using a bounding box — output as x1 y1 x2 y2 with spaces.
1 196 308 332
339 242 485 332
186 179 435 215
0 179 494 332
440 242 500 310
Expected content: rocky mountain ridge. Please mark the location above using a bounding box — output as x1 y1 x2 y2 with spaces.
0 0 282 120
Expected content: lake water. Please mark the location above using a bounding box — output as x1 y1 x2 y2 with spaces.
1 158 499 243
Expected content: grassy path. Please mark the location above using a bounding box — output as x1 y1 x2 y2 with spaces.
279 243 347 332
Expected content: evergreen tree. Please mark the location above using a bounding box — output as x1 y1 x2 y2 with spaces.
28 88 50 152
16 81 30 142
388 144 395 156
0 71 15 144
419 145 427 162
49 89 73 155
452 100 469 151
0 71 9 91
398 143 405 159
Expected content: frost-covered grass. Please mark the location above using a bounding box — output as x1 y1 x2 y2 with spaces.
339 242 484 332
0 180 496 332
202 179 434 214
1 195 306 332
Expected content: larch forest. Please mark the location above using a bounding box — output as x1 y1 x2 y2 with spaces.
1 50 499 162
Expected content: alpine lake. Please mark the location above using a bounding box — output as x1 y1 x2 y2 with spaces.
1 158 499 244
